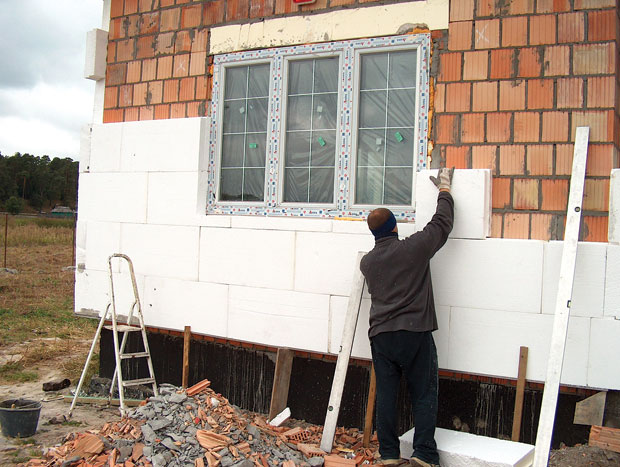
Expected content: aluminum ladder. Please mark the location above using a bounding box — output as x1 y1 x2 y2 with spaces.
69 254 159 418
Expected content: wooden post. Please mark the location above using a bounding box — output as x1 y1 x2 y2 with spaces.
182 326 191 388
363 364 377 448
511 346 528 442
269 348 295 421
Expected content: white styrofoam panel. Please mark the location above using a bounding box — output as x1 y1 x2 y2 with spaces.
203 215 231 227
77 172 148 223
604 244 620 318
294 232 373 296
79 124 92 173
199 227 296 290
119 118 208 172
143 276 228 337
328 295 371 359
120 224 200 281
415 169 491 240
230 215 332 232
84 221 121 272
609 169 620 243
89 123 122 172
331 219 370 235
588 318 620 390
147 172 204 226
435 305 450 369
541 241 606 318
75 247 86 269
432 238 544 314
76 220 87 250
84 28 108 80
228 285 329 352
447 307 589 386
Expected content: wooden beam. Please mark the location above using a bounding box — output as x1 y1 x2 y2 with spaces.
363 364 377 448
511 346 528 442
269 348 295 421
182 326 191 389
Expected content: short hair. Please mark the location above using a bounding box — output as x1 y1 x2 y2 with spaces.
367 208 394 231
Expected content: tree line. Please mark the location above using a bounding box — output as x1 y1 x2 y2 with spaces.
0 152 79 214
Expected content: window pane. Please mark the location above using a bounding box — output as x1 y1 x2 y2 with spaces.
357 129 385 167
309 168 334 203
225 67 248 99
248 64 270 97
289 60 313 95
310 130 336 167
361 53 388 90
387 89 415 127
284 168 309 202
314 58 339 93
384 167 412 205
287 95 312 130
222 100 246 133
222 134 245 168
385 128 414 167
245 133 267 167
359 91 386 128
312 93 338 130
285 131 311 167
388 50 417 89
220 168 243 201
356 167 384 205
243 168 265 201
247 98 268 132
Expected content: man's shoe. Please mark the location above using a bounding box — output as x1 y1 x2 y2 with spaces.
409 457 440 467
375 459 410 465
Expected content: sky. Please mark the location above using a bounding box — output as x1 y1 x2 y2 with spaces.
0 0 102 161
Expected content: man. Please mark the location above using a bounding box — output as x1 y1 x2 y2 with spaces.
360 168 454 467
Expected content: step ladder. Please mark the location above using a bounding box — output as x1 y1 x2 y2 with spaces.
69 254 159 418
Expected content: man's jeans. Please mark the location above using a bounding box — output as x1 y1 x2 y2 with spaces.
370 330 439 464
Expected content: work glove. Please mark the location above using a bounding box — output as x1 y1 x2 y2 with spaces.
429 167 455 192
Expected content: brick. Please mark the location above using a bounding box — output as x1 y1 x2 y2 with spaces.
125 107 139 122
555 144 573 175
192 28 209 53
189 52 207 76
104 86 118 109
139 0 154 12
558 12 585 43
499 145 525 175
588 10 616 41
536 0 570 13
472 81 498 111
142 58 157 81
163 79 179 104
531 213 553 240
541 111 569 142
514 112 540 142
499 80 525 111
491 213 503 238
133 82 148 106
472 145 497 171
573 43 615 75
147 81 163 104
109 18 124 40
436 115 459 144
450 0 474 21
486 112 511 142
586 144 615 176
175 31 192 53
492 177 510 207
556 78 584 109
179 77 195 101
227 0 249 21
463 51 488 80
445 146 470 169
541 179 568 210
509 0 535 14
139 105 154 120
490 49 513 79
126 61 141 83
571 110 614 143
181 4 202 28
439 52 462 82
119 84 133 107
173 54 189 77
461 113 485 143
116 39 134 62
171 102 186 118
103 108 124 123
445 83 471 112
583 179 610 211
251 0 275 18
204 0 226 24
110 0 124 18
107 63 127 86
527 79 553 109
107 42 117 63
474 19 500 49
448 21 473 51
513 179 539 210
196 76 209 100
124 0 138 15
434 83 445 113
477 0 499 17
161 8 180 31
543 46 570 76
275 0 296 15
581 216 608 242
574 0 615 9
154 104 170 119
137 35 156 59
518 48 542 78
526 145 553 175
187 101 206 117
157 56 173 79
330 0 355 5
140 12 160 34
504 213 530 239
587 76 615 108
156 32 175 55
300 0 327 11
502 16 528 47
530 15 556 45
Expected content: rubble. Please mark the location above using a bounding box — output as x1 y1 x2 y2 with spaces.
21 379 380 466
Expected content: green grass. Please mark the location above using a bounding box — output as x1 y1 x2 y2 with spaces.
0 363 38 382
0 308 80 344
13 216 75 229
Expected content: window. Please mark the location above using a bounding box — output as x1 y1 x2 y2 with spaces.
208 34 429 220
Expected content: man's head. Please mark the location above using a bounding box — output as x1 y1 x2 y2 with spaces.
367 208 398 240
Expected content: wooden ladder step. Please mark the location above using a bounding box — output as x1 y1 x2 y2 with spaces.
104 325 142 332
120 352 150 359
122 377 156 388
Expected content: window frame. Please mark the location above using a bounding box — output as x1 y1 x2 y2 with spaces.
207 33 430 220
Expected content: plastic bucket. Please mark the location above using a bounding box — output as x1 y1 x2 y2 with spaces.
0 399 42 438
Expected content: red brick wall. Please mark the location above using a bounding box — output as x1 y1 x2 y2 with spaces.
434 0 619 241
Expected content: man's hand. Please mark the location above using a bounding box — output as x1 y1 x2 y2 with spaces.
429 167 455 192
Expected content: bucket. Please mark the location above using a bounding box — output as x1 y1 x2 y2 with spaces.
0 399 42 438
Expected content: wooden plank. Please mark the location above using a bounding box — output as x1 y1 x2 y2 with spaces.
511 346 528 442
363 365 377 448
320 251 366 453
533 126 589 467
182 325 191 388
589 425 620 453
574 392 606 426
268 348 295 421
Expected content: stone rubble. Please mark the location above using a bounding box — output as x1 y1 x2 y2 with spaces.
21 379 380 466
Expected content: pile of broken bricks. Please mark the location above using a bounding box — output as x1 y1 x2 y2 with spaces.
21 379 380 466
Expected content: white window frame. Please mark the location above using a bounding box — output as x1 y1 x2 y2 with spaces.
207 33 430 220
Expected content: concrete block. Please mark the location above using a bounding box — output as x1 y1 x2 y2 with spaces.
84 221 121 272
230 216 332 233
432 239 544 314
399 427 534 467
588 318 620 390
120 224 200 281
120 118 208 172
604 244 620 318
542 241 606 318
294 232 373 296
84 28 108 80
89 123 122 172
147 172 203 226
199 228 295 290
609 169 620 243
328 296 371 359
79 124 92 173
144 277 228 336
228 286 329 352
416 169 491 240
447 307 589 385
77 172 147 223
